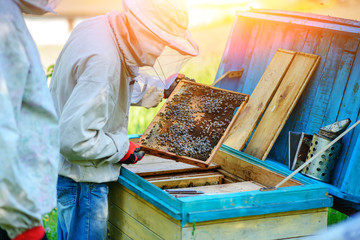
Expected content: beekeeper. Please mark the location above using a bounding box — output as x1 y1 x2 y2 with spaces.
0 0 60 239
49 0 198 239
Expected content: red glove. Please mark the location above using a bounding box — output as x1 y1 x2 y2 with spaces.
14 226 47 240
120 141 145 164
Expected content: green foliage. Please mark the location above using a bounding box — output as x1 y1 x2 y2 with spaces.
42 208 57 240
46 64 55 80
328 208 349 226
192 220 196 239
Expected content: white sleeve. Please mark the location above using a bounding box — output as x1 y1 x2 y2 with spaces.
59 55 129 166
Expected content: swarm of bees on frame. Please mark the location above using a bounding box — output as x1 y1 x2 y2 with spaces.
141 82 246 161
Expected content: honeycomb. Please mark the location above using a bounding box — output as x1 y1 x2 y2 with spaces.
140 81 247 161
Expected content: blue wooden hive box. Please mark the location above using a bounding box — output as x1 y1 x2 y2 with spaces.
214 9 360 212
107 10 360 239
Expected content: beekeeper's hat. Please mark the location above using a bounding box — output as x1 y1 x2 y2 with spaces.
122 0 199 57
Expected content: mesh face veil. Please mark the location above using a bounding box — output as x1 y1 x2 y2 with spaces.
136 46 192 89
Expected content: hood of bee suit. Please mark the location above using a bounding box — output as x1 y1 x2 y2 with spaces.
106 0 198 67
106 0 198 89
13 0 61 14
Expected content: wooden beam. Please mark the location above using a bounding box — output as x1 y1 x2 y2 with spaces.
224 49 296 150
214 150 301 187
146 174 224 189
245 52 320 160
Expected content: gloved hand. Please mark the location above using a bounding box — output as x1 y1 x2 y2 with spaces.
164 73 195 98
120 141 145 164
13 226 47 240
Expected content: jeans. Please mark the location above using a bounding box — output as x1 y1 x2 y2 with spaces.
57 176 109 240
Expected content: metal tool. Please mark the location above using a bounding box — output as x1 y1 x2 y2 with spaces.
260 119 360 191
288 132 313 170
211 69 244 87
165 189 204 194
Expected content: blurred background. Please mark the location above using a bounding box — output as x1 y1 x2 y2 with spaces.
25 0 360 135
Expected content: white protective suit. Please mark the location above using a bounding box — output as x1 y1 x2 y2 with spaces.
49 13 162 183
50 0 198 183
0 0 60 238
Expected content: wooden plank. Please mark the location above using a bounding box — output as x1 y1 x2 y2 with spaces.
147 174 224 189
214 150 301 187
124 155 220 177
217 169 246 182
224 49 296 151
245 52 320 160
251 9 360 27
108 203 163 240
242 21 281 95
144 171 222 181
333 42 360 191
305 35 349 133
176 181 263 195
107 222 132 240
215 17 253 91
182 208 328 240
108 183 182 240
237 12 360 36
232 20 262 93
270 30 332 164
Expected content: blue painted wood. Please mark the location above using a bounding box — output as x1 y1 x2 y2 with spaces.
241 21 280 95
215 11 360 204
323 52 356 124
215 18 253 91
119 167 182 211
228 20 262 94
185 194 331 223
332 41 360 190
264 159 360 203
237 12 360 36
252 9 360 28
304 35 348 133
118 145 333 226
343 136 360 195
269 30 330 164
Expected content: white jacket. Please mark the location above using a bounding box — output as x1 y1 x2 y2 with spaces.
50 12 163 183
0 0 59 238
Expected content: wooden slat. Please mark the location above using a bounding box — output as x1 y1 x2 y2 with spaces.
147 174 224 189
216 18 253 91
224 49 296 151
214 150 301 187
270 30 333 164
124 155 220 177
245 52 320 160
242 21 281 95
237 12 360 36
108 203 163 240
108 183 182 240
233 20 262 93
176 181 263 194
107 222 132 240
305 35 349 133
182 208 328 240
333 41 360 189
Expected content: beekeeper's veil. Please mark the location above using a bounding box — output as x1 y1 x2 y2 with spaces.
122 0 199 89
